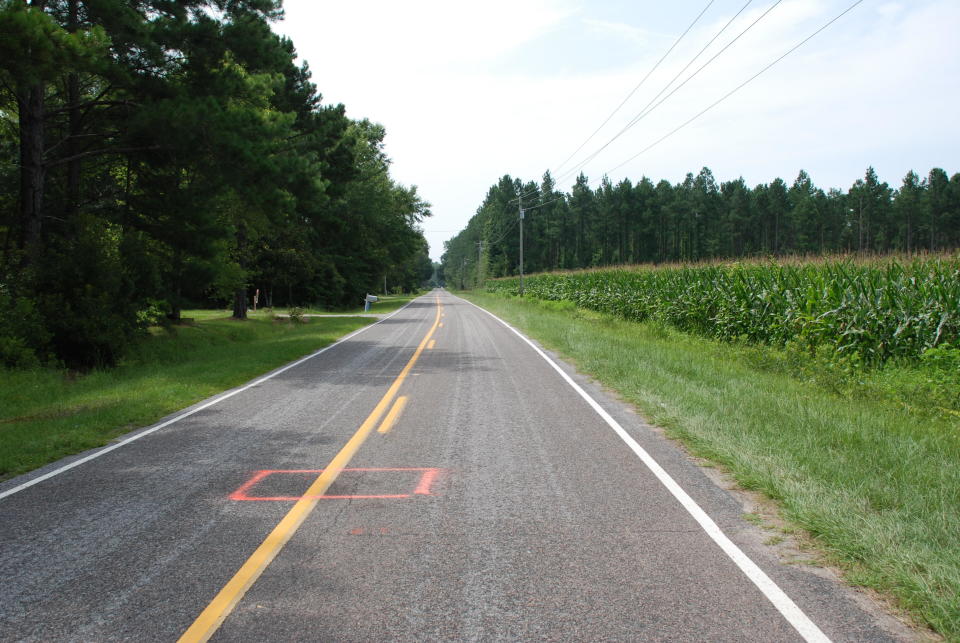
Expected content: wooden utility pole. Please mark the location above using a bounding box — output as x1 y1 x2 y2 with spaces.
476 240 483 287
519 193 525 295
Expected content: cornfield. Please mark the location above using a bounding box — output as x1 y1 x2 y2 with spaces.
487 256 960 363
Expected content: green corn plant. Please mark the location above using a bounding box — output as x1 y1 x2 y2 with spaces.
488 256 960 364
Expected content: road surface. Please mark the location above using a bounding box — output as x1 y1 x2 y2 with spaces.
0 290 908 641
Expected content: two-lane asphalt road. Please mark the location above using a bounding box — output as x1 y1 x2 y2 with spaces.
0 290 907 641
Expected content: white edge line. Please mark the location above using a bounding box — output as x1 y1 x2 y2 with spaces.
0 299 422 502
458 295 831 643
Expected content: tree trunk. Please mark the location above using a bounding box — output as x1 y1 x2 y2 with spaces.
65 74 81 220
170 276 182 323
18 82 46 260
0 223 12 275
233 288 248 319
232 222 248 319
65 0 81 222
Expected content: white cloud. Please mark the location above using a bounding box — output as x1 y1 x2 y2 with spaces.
581 18 666 45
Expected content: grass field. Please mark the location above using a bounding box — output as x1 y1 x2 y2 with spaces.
0 294 420 481
462 290 959 639
186 293 419 320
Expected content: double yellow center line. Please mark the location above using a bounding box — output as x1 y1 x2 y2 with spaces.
179 295 443 642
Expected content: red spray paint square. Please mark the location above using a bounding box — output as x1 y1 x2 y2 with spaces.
229 467 442 501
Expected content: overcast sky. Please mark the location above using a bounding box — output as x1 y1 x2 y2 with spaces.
273 0 959 261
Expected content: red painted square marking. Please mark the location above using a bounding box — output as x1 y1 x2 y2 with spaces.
229 467 443 501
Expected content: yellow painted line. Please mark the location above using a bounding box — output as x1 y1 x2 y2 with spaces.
427 339 436 350
178 295 443 643
377 396 408 434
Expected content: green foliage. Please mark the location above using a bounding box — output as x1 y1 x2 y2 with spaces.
921 343 960 370
287 306 305 323
488 256 960 365
1 0 431 368
0 288 49 368
31 215 144 368
136 300 170 328
442 165 960 286
0 1 109 87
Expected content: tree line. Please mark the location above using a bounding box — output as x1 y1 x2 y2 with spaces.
441 166 960 289
0 0 433 369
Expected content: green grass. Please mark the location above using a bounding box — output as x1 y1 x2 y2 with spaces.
323 293 422 315
185 293 421 321
463 290 960 639
0 314 377 481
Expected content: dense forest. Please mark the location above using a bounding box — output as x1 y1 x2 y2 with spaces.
441 166 960 289
0 0 434 369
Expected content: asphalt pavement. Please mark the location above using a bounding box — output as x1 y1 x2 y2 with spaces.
0 290 912 641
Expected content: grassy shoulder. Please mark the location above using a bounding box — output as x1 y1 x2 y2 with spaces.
461 290 959 638
185 293 421 321
0 313 379 481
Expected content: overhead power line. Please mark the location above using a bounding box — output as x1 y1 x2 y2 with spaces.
555 0 781 187
604 0 866 177
485 215 520 248
551 0 718 178
513 0 760 206
518 0 866 213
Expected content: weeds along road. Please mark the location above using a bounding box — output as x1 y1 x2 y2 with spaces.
0 290 906 642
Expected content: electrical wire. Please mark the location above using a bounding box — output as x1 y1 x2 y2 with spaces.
604 0 865 177
618 0 758 135
512 0 758 206
484 215 520 248
512 0 866 215
551 0 717 178
554 0 780 187
522 194 566 212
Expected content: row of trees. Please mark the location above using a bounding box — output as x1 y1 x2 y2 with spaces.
442 166 960 288
1 0 433 368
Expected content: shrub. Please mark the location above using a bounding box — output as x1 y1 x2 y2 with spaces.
0 288 49 368
137 300 170 328
288 307 306 323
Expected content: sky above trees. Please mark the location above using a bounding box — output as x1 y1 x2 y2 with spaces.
275 0 959 260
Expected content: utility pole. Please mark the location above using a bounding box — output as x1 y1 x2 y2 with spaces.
476 240 483 287
460 257 466 290
518 193 525 295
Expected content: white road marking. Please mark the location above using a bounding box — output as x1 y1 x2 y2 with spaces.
0 301 420 502
460 295 831 643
